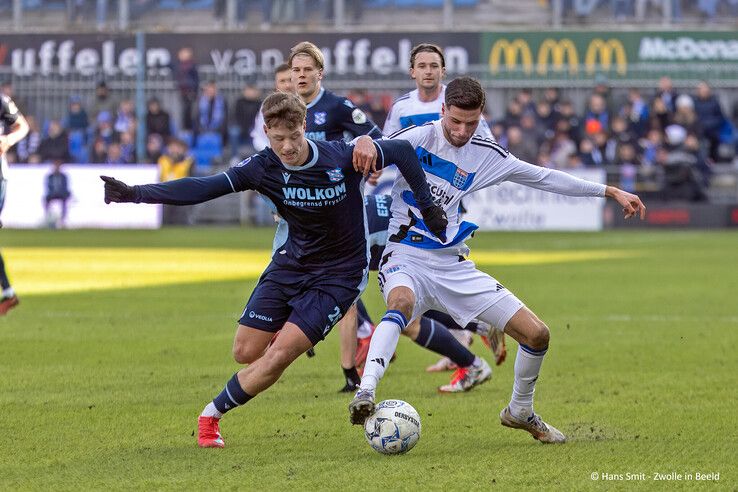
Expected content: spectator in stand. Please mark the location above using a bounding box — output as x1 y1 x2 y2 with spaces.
655 76 678 114
119 131 135 163
92 81 116 118
549 129 577 169
515 89 536 114
558 100 582 144
106 142 126 165
623 88 649 138
146 98 171 140
660 126 708 201
649 96 671 132
38 120 70 163
536 148 555 168
196 80 228 143
579 138 601 167
174 47 200 132
146 134 164 164
89 137 108 164
519 112 545 148
16 115 42 163
639 129 664 166
672 94 700 136
692 80 726 161
157 138 194 225
506 125 537 163
503 99 523 128
94 111 116 146
542 88 560 112
535 101 557 141
564 151 584 170
490 121 507 147
234 85 262 148
610 115 635 145
591 128 617 165
584 93 610 133
114 99 136 137
64 95 89 132
615 142 640 193
44 159 71 228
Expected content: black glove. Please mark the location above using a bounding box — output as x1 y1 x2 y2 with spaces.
100 176 137 204
420 205 448 242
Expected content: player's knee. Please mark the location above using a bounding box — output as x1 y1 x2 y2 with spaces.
528 320 550 349
387 292 414 320
232 343 260 365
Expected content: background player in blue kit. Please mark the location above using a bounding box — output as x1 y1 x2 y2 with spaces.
0 93 30 315
100 91 447 448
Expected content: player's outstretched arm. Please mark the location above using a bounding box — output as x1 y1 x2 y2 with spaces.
0 113 29 155
100 173 236 206
605 185 646 220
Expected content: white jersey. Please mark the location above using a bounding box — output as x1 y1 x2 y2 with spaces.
250 107 269 152
387 120 606 254
383 85 492 138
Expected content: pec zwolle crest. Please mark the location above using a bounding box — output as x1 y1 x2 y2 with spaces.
453 168 469 189
314 111 327 125
326 168 344 182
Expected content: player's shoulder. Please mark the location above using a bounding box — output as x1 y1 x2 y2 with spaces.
390 91 412 108
233 150 270 169
315 138 353 158
469 134 509 158
387 120 434 140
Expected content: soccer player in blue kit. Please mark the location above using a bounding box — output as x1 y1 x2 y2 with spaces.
100 91 447 448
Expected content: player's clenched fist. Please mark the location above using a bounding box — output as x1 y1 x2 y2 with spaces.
100 176 138 204
420 205 448 242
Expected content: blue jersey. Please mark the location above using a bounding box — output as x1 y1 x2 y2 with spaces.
135 139 435 273
305 88 382 142
364 194 392 270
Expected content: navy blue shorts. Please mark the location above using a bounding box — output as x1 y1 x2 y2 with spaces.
239 261 367 345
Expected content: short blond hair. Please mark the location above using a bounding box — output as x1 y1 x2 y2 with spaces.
262 92 306 130
288 41 324 71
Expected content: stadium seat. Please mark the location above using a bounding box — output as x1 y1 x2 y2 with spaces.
178 130 194 149
193 132 223 169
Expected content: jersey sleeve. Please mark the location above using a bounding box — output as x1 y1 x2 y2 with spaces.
337 98 382 139
250 109 269 152
0 95 20 126
382 103 401 136
386 123 426 149
224 154 267 191
472 146 605 197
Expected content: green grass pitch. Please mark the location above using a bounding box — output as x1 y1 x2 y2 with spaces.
0 228 735 490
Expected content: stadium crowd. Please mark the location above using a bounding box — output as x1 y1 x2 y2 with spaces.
2 75 736 202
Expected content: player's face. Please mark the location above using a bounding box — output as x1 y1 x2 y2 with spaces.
441 104 482 147
410 52 445 91
275 70 294 93
291 54 322 101
266 120 308 165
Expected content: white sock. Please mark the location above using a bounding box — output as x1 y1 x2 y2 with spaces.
2 287 15 298
200 401 223 419
509 344 547 418
471 356 483 368
359 311 407 392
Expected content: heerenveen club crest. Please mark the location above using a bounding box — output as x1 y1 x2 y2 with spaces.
314 111 327 125
326 168 344 182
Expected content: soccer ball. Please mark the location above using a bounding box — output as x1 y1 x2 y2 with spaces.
363 400 421 455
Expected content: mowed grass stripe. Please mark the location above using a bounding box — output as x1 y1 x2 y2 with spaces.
3 247 636 295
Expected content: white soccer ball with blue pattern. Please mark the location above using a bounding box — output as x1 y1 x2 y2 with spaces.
364 400 421 455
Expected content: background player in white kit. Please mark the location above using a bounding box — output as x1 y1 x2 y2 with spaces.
349 77 646 443
382 43 493 371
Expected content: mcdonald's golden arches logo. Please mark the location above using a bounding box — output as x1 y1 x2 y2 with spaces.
537 39 579 75
489 39 533 75
488 37 628 76
585 38 627 75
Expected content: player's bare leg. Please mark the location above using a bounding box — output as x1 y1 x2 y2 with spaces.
337 304 361 392
199 322 313 447
231 324 278 364
486 306 565 443
349 286 414 424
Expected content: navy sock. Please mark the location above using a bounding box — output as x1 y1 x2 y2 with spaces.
426 309 485 334
212 373 254 415
415 316 475 368
0 253 10 290
356 299 373 325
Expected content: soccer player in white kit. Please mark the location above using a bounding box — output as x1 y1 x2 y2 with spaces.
349 77 646 443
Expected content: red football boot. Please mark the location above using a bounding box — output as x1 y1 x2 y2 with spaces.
198 416 225 448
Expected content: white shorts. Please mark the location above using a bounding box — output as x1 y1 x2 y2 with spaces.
378 242 524 331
